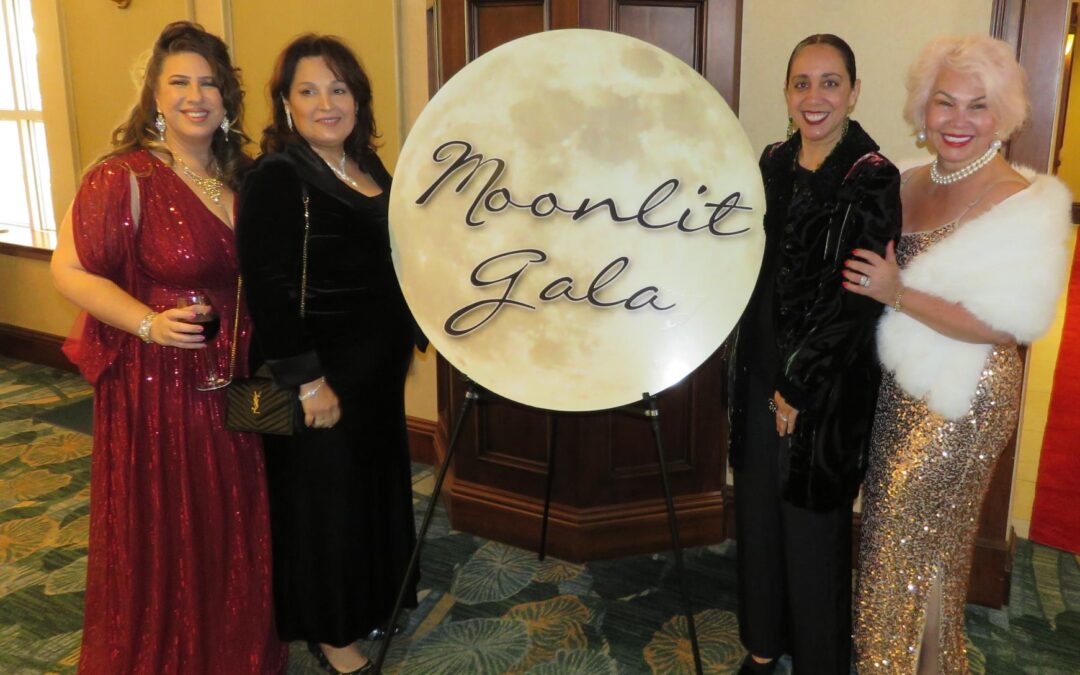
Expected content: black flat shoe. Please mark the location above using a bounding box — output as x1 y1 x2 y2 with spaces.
306 641 373 675
737 653 778 674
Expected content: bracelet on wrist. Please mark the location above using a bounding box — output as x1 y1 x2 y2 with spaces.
892 287 905 313
137 311 158 344
298 377 326 401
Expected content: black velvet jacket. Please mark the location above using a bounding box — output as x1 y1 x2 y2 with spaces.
236 142 426 391
728 120 901 511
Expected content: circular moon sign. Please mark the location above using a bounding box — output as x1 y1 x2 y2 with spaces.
390 29 764 412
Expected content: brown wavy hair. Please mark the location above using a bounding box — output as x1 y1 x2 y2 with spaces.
261 34 380 164
100 21 252 190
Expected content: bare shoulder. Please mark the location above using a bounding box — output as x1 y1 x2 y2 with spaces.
982 166 1031 207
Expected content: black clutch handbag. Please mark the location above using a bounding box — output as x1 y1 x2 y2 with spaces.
223 186 311 436
225 365 301 435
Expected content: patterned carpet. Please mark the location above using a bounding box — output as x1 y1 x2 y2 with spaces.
1 356 1079 674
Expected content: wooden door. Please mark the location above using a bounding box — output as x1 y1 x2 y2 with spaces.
427 0 743 560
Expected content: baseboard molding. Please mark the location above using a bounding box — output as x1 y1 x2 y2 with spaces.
447 478 725 562
406 415 439 465
0 323 76 373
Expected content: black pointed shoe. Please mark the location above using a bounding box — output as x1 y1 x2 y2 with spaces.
737 653 778 674
306 641 373 675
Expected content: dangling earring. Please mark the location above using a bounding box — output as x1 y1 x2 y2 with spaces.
220 116 232 143
155 112 166 141
786 117 796 139
990 131 1003 151
916 127 928 143
282 98 294 131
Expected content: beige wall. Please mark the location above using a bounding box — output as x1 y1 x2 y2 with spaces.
740 0 992 160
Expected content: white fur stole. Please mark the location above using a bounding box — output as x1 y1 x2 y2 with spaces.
877 168 1073 419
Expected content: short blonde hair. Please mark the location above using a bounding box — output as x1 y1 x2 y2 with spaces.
904 35 1029 139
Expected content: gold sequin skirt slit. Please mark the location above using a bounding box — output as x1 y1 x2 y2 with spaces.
855 344 1021 674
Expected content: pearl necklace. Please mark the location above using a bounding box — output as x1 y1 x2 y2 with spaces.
173 154 224 204
929 140 1002 185
322 150 359 189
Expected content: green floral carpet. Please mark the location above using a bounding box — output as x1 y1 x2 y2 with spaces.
1 356 1078 674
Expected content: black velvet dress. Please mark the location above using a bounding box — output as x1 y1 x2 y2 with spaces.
236 141 420 646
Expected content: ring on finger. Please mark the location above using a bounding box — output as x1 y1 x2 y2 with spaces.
859 274 871 288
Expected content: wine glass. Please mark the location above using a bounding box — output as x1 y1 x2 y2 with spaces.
177 293 229 391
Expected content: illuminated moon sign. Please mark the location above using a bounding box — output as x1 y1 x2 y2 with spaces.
390 30 764 412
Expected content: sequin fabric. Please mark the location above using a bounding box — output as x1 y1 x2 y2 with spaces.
854 222 1022 674
65 150 287 674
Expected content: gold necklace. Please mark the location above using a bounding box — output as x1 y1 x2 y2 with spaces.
174 154 224 204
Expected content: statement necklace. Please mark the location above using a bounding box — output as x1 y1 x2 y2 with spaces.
929 140 1001 185
323 150 359 189
174 154 224 204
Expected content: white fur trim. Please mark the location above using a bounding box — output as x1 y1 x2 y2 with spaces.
878 171 1073 419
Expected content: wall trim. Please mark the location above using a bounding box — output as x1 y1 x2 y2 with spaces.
0 323 75 373
406 415 439 465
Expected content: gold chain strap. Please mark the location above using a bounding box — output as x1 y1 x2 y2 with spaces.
227 184 311 380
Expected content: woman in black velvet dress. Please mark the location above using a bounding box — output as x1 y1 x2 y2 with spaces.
236 35 421 675
726 34 900 674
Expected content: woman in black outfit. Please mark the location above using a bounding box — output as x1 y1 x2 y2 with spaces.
237 35 422 675
727 34 900 674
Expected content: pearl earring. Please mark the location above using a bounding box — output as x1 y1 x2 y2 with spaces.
916 128 927 143
990 132 1003 151
155 112 166 141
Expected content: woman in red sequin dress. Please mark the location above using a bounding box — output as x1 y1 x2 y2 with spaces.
50 22 287 674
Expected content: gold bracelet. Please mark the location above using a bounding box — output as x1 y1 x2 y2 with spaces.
892 288 905 313
137 311 158 343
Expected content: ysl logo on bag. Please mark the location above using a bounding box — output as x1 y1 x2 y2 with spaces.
251 390 261 415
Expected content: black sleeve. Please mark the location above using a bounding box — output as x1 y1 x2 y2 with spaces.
236 158 324 387
775 161 901 410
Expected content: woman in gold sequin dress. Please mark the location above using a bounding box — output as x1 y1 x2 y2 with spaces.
843 35 1072 674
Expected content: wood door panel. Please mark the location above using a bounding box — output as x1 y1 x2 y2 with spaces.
615 1 703 70
471 0 549 59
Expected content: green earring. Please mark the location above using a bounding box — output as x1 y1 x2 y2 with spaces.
786 117 796 139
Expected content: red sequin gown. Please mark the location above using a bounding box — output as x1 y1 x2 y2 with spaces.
64 150 287 674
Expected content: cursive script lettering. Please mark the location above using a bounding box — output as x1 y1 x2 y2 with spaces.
417 140 752 235
444 249 675 337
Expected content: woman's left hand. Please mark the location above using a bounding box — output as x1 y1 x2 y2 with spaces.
773 391 798 437
842 240 901 305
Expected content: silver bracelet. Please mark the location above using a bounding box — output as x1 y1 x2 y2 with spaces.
298 377 326 401
137 311 158 344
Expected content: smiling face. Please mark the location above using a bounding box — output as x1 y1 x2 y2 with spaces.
154 51 224 148
285 56 356 154
924 66 998 169
785 44 860 149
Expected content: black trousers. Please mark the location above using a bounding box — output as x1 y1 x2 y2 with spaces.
734 374 854 674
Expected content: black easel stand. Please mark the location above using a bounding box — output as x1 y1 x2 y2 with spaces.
372 380 480 673
373 386 703 675
534 393 703 675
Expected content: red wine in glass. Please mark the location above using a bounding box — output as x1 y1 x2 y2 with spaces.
177 293 229 390
185 312 221 340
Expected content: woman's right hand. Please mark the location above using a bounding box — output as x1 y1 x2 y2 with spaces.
148 307 211 348
300 378 341 429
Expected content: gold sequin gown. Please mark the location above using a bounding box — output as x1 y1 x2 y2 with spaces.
854 223 1023 674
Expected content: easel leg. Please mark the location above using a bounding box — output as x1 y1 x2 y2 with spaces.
538 414 558 561
644 392 704 675
372 383 480 673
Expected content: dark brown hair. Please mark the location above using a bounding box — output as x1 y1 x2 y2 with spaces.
261 34 380 162
101 21 252 189
786 33 857 85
